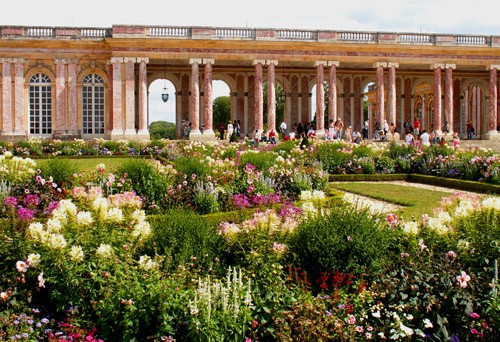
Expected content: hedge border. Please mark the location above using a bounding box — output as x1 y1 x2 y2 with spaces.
329 173 500 195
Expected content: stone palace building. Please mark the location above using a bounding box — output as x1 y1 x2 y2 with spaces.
0 24 499 141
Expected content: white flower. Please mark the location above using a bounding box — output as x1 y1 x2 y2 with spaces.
131 209 146 223
104 207 123 223
76 211 94 226
69 245 85 262
46 218 62 233
132 220 152 239
27 253 41 267
48 233 67 249
399 322 414 336
372 310 381 318
423 318 433 328
28 222 44 240
92 197 109 212
402 221 419 235
97 244 113 258
16 260 28 273
138 255 159 271
482 196 500 210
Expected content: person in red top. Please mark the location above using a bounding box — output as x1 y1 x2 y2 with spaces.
268 129 277 144
413 118 421 139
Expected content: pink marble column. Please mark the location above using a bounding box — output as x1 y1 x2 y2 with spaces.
445 64 455 132
124 57 136 135
1 59 13 132
67 60 78 131
433 64 443 133
13 59 25 134
315 61 326 131
328 61 339 123
137 58 149 134
111 57 123 134
190 58 201 133
387 63 398 127
374 62 386 126
203 59 215 133
267 60 277 132
254 60 264 131
488 66 499 132
55 59 67 132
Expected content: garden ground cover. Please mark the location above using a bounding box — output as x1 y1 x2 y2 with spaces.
328 181 466 221
1 139 499 341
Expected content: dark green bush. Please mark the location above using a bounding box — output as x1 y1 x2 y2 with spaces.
116 158 171 209
172 156 211 179
288 204 393 285
147 209 226 273
39 158 79 189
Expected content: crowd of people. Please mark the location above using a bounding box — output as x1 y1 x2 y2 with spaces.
197 116 472 150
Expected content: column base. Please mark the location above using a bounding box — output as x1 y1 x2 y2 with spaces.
484 130 500 140
136 130 150 141
190 129 217 142
0 131 28 142
53 130 81 141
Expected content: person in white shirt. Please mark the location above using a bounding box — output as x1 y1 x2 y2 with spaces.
227 121 234 140
420 130 431 147
280 120 287 136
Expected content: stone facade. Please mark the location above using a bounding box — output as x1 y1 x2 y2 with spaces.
0 25 499 141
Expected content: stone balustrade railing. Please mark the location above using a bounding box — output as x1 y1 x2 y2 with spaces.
1 25 499 47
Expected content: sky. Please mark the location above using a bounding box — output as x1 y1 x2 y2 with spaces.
2 0 499 123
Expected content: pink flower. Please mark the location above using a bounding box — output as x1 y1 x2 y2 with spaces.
470 312 480 319
348 315 356 325
418 239 427 251
456 271 471 288
38 272 45 288
471 328 478 335
386 213 398 225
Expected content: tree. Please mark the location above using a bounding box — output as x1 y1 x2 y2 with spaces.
213 96 231 136
149 121 176 140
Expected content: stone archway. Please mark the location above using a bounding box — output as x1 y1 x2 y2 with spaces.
460 79 489 138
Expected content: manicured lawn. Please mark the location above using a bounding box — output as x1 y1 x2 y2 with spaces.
35 156 140 174
328 182 454 221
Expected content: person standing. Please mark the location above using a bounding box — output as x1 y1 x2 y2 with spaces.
413 118 421 139
362 119 369 139
280 120 287 137
226 121 234 140
466 120 473 140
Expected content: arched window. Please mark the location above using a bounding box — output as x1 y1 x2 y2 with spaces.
82 73 105 136
29 73 52 135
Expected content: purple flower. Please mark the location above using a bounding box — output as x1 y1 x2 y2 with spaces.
17 207 34 222
4 196 18 207
48 201 60 213
24 194 40 207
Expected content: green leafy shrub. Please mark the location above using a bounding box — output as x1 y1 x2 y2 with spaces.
147 209 225 272
375 155 396 174
116 158 171 210
288 204 393 284
172 156 211 179
39 158 79 189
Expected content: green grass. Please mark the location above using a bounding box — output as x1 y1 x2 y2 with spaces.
327 182 453 221
35 157 135 174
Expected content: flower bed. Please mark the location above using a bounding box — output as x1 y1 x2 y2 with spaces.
1 140 499 341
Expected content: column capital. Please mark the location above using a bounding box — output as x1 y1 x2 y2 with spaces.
314 61 328 67
387 62 399 68
327 61 340 67
445 63 456 70
266 59 278 66
253 59 265 65
123 57 137 63
189 58 202 65
136 57 149 64
373 62 388 68
202 58 215 65
431 63 445 70
1 58 13 63
111 57 124 64
488 64 500 70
